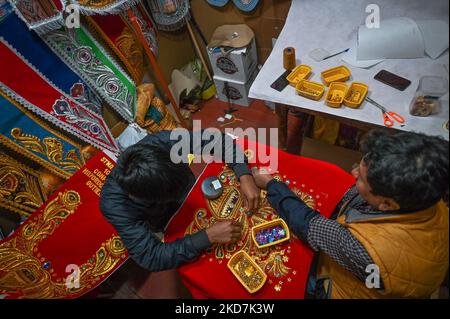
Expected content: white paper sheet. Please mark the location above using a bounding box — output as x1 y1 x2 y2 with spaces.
249 0 449 140
357 17 425 60
342 46 383 69
416 20 449 59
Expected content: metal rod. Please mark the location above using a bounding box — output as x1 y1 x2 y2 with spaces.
186 19 213 82
127 8 187 128
366 97 387 112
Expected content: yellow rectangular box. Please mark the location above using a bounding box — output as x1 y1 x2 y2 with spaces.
287 64 312 87
252 218 290 249
296 79 325 101
325 82 349 108
228 251 267 294
343 82 369 108
321 65 351 86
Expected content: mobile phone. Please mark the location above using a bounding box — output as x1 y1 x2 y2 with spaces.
374 70 411 91
270 70 291 92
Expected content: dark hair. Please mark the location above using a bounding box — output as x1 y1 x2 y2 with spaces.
113 144 193 203
361 130 449 211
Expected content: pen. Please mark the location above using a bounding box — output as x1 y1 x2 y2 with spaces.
323 48 350 60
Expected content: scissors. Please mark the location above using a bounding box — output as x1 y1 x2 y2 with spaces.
366 97 405 127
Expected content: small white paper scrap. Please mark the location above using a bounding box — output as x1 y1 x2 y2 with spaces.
212 179 222 190
225 114 233 120
217 117 225 122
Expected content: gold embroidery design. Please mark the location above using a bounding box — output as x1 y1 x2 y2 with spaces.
185 164 319 290
0 151 46 216
10 128 83 175
0 190 127 298
0 91 86 180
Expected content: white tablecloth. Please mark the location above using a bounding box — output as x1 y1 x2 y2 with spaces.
249 0 449 140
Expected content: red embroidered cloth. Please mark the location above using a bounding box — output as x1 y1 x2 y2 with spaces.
165 140 354 299
0 151 128 299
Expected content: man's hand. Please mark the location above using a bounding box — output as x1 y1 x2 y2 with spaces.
239 174 260 211
251 167 274 190
206 221 242 244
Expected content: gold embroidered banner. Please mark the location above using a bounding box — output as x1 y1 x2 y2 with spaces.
0 151 128 299
165 139 355 298
0 150 47 217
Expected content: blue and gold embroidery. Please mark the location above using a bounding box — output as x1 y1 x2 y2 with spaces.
0 92 85 180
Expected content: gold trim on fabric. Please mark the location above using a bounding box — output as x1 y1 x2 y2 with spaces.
0 190 127 298
185 164 317 288
0 151 46 217
0 91 85 180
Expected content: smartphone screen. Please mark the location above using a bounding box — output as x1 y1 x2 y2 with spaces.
271 70 292 92
374 70 411 91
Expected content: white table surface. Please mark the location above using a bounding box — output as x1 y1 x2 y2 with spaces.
249 0 449 140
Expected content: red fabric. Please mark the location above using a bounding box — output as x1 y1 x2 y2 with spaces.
0 151 128 299
52 0 63 11
165 140 355 299
90 14 127 44
88 4 157 85
0 41 117 152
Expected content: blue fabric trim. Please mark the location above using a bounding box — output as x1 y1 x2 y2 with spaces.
0 5 101 113
206 0 229 7
0 94 82 174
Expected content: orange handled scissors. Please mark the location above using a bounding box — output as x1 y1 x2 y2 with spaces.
366 97 405 127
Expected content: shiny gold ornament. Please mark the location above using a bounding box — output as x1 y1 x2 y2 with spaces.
0 151 46 216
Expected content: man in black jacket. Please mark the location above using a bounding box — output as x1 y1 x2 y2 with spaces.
100 130 259 272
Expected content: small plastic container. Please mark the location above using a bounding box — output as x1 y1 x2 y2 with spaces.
227 251 267 294
251 219 290 249
343 82 369 108
287 64 312 87
409 76 448 117
325 82 349 108
321 65 351 86
296 80 325 100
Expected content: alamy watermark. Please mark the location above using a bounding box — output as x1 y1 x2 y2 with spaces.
365 264 381 289
64 4 80 29
169 120 279 172
366 4 380 29
65 264 80 289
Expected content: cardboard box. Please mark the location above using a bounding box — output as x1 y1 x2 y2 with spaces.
213 68 258 107
207 37 258 83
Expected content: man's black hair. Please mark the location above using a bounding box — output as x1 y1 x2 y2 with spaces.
113 143 193 203
361 130 449 211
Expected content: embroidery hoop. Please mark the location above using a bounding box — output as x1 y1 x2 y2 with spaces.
74 0 139 15
206 0 260 12
146 0 190 31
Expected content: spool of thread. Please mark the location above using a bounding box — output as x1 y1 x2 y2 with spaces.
283 47 296 71
201 176 223 200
